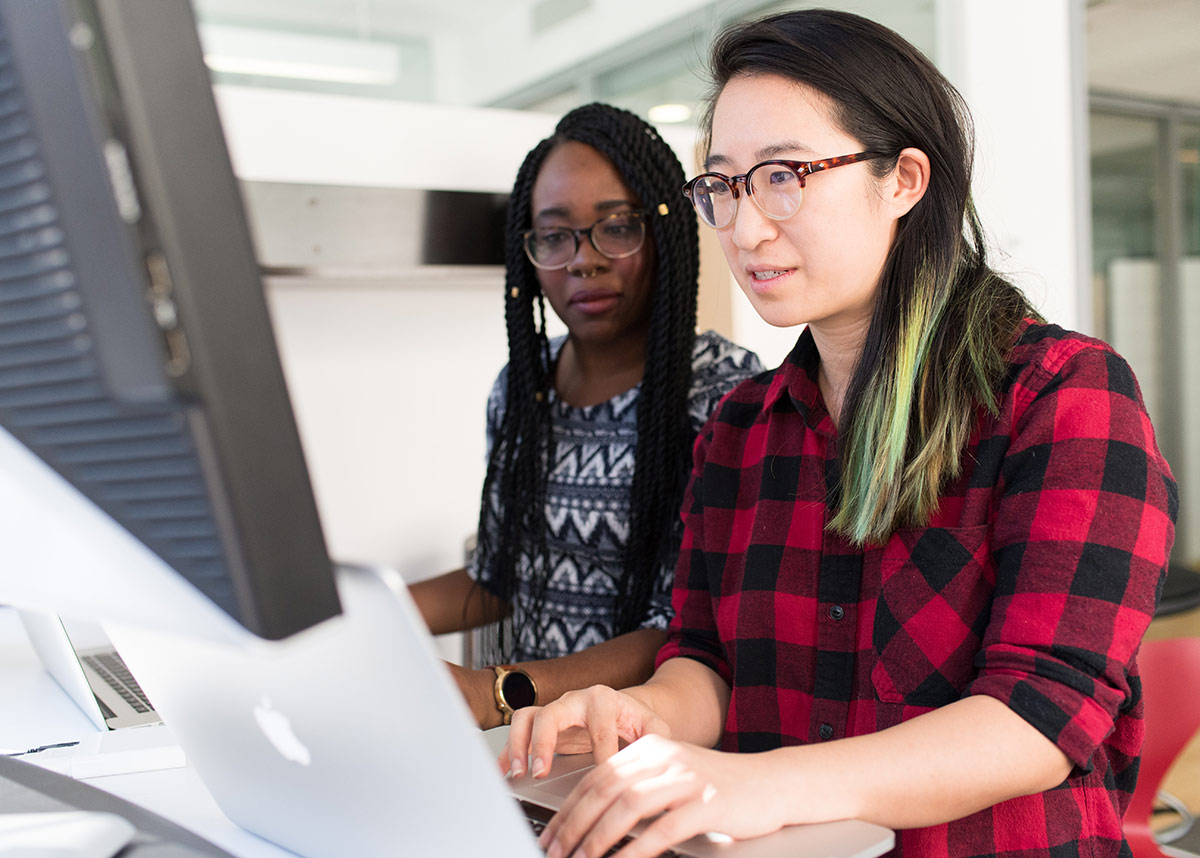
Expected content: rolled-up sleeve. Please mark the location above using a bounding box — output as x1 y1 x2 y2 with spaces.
968 338 1178 770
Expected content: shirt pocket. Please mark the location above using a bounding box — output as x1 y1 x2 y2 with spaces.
871 524 994 707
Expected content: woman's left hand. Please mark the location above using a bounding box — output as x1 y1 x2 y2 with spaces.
538 733 789 858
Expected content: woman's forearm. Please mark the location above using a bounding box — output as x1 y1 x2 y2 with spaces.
409 567 510 635
627 657 730 748
762 694 1073 829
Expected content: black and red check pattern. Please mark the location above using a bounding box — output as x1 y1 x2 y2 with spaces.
658 321 1178 858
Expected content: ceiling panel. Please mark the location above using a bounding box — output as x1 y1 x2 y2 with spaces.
192 0 510 38
1087 0 1200 103
191 0 1200 113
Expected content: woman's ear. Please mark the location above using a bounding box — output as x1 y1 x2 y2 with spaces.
888 147 930 217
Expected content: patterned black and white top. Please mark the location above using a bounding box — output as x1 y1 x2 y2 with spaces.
470 330 764 661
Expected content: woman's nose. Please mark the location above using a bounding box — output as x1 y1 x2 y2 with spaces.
729 195 778 251
570 229 607 268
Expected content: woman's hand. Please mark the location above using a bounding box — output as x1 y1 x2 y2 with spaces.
499 684 670 779
536 734 790 858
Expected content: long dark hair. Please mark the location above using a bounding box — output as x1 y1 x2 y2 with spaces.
474 103 700 658
703 10 1037 545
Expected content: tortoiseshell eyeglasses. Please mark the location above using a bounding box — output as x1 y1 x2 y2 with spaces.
681 151 883 229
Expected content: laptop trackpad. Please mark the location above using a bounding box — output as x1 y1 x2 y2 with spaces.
531 764 592 799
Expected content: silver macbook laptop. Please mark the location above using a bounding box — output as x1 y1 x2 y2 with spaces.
18 610 161 732
105 564 894 858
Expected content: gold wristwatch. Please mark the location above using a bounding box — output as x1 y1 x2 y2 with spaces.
491 665 537 725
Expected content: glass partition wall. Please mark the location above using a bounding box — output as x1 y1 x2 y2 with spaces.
1091 96 1200 568
1182 120 1200 569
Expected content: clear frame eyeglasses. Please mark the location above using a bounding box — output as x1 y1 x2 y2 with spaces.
522 209 655 271
681 151 882 229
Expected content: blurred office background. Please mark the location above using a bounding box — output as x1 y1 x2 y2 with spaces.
183 0 1200 606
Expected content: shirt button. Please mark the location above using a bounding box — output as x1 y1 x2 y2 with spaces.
819 723 834 740
828 605 845 621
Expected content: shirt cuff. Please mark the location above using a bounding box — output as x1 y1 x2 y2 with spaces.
967 672 1122 773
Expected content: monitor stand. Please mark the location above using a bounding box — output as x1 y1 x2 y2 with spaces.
0 752 233 857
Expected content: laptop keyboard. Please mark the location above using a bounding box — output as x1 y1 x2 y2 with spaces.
81 652 155 713
518 800 682 857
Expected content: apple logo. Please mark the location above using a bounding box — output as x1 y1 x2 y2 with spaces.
253 696 312 766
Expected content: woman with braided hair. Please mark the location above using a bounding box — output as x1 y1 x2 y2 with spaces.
411 103 762 730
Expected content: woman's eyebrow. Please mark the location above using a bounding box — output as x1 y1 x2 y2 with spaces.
704 153 733 172
533 205 570 223
533 199 636 223
595 199 637 212
704 141 816 172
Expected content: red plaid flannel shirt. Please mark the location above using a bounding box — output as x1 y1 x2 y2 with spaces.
658 321 1178 858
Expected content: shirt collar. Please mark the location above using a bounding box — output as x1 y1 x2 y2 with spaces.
763 327 825 420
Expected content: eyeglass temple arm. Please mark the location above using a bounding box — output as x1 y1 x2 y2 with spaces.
804 151 886 176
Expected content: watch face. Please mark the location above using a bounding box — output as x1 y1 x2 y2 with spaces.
503 670 536 710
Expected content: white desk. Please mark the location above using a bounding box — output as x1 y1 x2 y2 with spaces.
0 607 290 858
2 607 893 858
2 608 511 858
0 609 98 751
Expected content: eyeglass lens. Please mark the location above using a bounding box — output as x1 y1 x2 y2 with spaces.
688 164 803 229
524 212 645 270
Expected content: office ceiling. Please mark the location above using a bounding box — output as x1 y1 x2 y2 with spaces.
1086 0 1200 103
191 0 1200 109
193 0 497 38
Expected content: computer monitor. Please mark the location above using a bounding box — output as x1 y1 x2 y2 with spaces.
0 0 341 641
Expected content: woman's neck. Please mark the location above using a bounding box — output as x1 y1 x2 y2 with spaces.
810 320 869 427
555 333 647 408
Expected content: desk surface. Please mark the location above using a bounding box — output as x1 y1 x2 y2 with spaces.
0 608 289 858
0 609 514 858
1 607 892 858
0 611 97 751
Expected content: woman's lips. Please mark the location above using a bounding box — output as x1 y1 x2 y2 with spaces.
746 267 793 295
570 289 621 313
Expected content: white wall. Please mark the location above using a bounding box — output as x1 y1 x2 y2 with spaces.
935 0 1090 334
215 86 557 194
214 88 562 661
261 280 505 575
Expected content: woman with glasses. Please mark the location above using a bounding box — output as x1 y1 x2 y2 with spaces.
410 103 762 730
503 11 1176 858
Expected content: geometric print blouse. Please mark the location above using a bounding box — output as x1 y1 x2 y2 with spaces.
470 329 763 661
